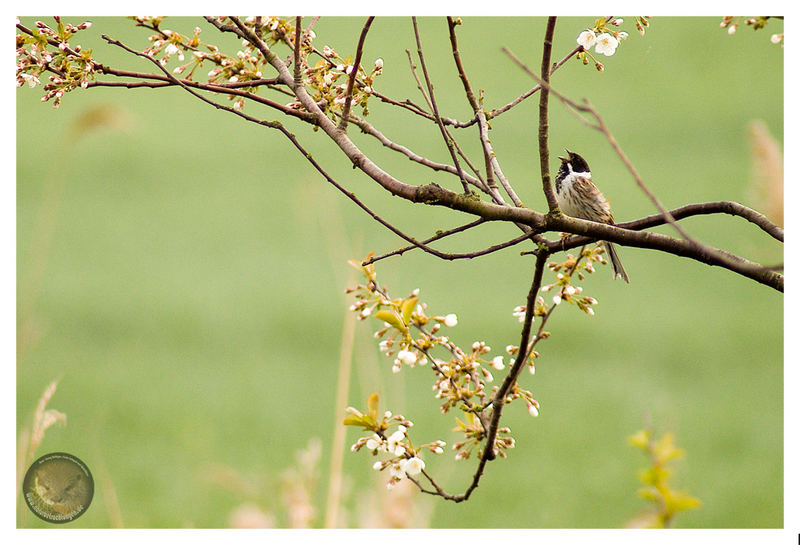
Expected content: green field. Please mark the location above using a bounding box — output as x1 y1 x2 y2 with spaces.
17 16 783 528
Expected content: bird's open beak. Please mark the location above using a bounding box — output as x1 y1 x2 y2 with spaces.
558 149 572 162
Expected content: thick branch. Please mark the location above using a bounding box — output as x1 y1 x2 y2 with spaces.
544 214 783 291
622 201 783 242
103 17 779 295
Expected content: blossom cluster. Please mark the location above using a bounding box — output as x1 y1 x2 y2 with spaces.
303 46 383 121
346 254 535 418
17 16 383 115
345 254 541 473
15 17 95 108
574 16 649 72
452 409 522 461
135 16 278 112
345 394 445 489
510 244 604 377
543 245 604 314
720 16 784 47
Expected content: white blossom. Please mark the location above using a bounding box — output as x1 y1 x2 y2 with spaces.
21 73 41 88
396 348 417 365
402 456 425 476
365 434 382 451
491 356 505 370
374 58 384 70
165 43 184 61
594 33 619 56
528 404 540 417
577 30 596 49
444 313 458 327
389 462 406 480
387 430 405 456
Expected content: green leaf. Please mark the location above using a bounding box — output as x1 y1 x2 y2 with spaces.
367 392 380 420
343 414 369 427
400 296 418 326
374 309 405 331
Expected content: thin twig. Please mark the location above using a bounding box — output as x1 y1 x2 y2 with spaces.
411 17 471 194
348 116 489 192
447 16 522 207
463 251 549 500
538 17 559 212
486 18 618 120
363 219 487 264
338 16 375 132
365 223 538 265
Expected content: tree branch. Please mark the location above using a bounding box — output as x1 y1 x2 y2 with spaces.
411 17 471 194
338 16 374 132
447 16 522 207
538 17 559 212
97 18 782 294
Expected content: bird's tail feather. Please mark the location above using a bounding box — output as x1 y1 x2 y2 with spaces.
603 241 630 283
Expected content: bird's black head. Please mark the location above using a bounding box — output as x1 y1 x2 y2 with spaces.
558 149 591 174
555 149 591 190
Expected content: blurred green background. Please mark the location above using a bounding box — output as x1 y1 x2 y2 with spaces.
17 16 783 528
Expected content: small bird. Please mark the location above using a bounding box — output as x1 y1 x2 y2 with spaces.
555 149 630 283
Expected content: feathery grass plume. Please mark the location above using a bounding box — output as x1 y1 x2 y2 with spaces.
280 438 321 528
356 476 432 528
17 380 67 522
748 120 783 227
